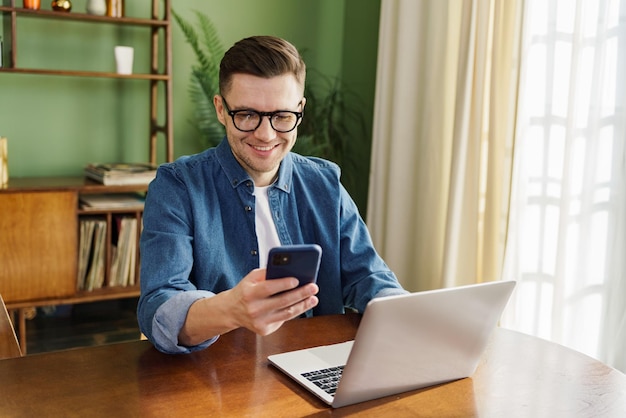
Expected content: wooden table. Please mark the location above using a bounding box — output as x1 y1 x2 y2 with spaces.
0 314 624 417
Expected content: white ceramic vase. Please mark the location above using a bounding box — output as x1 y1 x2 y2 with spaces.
86 0 106 15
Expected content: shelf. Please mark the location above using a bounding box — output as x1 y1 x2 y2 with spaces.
0 0 173 164
3 176 150 193
0 67 170 80
78 207 144 215
0 6 169 26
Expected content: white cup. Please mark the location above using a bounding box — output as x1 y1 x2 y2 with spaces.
114 46 134 75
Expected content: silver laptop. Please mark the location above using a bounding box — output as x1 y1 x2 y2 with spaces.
268 280 516 408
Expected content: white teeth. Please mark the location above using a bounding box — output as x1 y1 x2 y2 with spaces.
253 145 274 151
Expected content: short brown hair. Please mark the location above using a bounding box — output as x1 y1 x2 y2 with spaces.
219 36 306 95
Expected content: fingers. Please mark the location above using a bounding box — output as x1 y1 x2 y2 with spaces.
270 283 319 314
255 282 319 321
254 292 319 336
239 269 300 302
277 293 319 321
247 267 315 299
237 281 319 336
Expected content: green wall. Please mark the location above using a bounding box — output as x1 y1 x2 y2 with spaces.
341 0 381 212
0 0 380 212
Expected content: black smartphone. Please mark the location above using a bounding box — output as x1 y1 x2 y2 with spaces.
266 244 322 288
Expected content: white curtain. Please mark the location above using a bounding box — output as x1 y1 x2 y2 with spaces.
370 0 626 372
368 0 522 291
501 0 626 372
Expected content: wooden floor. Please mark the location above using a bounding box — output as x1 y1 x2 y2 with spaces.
24 298 142 355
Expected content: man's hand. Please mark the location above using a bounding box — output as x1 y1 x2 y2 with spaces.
228 268 320 335
178 269 319 346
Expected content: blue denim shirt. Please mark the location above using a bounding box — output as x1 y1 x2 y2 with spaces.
137 139 405 353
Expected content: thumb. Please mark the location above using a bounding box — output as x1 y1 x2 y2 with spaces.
247 268 267 283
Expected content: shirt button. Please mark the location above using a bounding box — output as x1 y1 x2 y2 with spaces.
245 205 252 212
232 179 239 186
245 181 253 187
250 250 258 256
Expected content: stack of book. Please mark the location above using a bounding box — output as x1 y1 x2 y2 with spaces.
109 217 139 287
77 215 139 291
77 192 144 291
79 193 145 211
77 218 107 291
84 162 157 186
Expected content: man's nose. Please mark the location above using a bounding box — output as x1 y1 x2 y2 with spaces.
254 116 277 141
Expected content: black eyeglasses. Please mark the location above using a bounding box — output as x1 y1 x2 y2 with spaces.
221 97 303 133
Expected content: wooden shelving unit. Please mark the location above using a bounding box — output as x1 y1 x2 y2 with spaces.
0 0 172 353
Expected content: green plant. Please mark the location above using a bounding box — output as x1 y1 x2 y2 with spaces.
172 9 225 148
172 10 367 173
295 69 367 174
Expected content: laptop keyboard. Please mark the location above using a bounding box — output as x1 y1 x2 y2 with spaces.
301 366 345 395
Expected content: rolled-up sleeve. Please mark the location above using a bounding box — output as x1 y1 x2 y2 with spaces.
151 290 219 354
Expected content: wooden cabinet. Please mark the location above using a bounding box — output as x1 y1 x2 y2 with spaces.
0 177 146 304
0 178 150 353
0 189 77 302
0 0 172 353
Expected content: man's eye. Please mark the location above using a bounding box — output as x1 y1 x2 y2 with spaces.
236 111 257 120
274 113 295 122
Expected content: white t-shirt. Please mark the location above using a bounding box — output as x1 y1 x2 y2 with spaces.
254 185 281 268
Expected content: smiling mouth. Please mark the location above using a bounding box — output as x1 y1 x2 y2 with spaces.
251 144 278 152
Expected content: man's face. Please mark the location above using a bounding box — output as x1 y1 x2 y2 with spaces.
214 73 305 187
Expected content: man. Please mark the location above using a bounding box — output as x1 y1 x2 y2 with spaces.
137 36 405 354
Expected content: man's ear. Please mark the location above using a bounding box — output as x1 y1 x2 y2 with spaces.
214 95 226 126
296 97 307 127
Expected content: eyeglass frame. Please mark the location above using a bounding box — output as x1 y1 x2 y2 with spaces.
221 97 304 133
